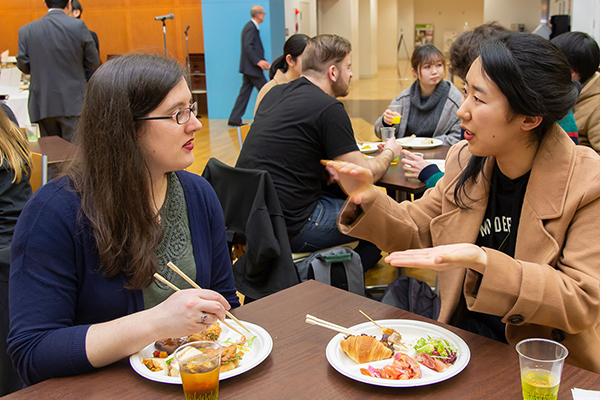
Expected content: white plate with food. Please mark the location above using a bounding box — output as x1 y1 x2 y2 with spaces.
130 320 272 384
397 137 443 149
357 142 381 153
325 319 470 387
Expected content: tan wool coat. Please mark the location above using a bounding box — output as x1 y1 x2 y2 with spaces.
339 125 600 373
575 72 600 153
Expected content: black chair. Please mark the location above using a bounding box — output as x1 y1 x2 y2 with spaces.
202 158 300 300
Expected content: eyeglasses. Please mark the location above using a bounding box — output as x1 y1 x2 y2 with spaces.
136 102 198 125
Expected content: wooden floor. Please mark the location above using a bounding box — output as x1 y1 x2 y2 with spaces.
188 65 436 289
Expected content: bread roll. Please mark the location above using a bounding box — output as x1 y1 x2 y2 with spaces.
340 335 393 364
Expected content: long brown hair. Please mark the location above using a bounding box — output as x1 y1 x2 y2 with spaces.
0 107 31 183
64 53 185 289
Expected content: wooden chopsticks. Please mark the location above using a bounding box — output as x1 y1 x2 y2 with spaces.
153 266 250 337
305 314 360 336
165 262 251 334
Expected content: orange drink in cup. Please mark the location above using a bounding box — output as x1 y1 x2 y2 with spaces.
174 341 222 400
389 104 402 124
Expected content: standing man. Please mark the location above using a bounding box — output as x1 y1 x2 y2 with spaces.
16 0 100 142
228 5 270 126
70 0 100 81
237 34 401 272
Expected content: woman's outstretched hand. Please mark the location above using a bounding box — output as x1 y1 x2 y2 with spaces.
385 244 487 273
321 160 378 205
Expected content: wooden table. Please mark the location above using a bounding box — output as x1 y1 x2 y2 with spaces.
5 280 600 399
377 145 450 199
28 136 78 166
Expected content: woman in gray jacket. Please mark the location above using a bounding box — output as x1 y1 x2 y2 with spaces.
374 45 462 145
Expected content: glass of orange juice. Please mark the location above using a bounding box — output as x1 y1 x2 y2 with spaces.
174 341 222 400
516 338 568 400
389 104 402 124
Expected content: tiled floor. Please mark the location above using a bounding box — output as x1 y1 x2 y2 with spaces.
190 64 437 289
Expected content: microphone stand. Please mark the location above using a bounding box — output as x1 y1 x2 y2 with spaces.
185 26 191 90
162 19 168 58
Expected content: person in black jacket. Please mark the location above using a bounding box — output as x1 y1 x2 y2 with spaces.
228 5 270 126
0 105 32 396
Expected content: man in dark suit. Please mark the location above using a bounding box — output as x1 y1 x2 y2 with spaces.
228 5 270 126
16 0 100 142
70 0 100 82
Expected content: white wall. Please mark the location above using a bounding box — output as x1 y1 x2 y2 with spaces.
358 0 378 78
318 0 361 78
377 0 398 66
397 0 415 60
284 0 318 38
483 0 542 32
415 0 483 51
572 0 600 42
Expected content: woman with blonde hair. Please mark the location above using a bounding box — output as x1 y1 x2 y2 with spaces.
0 105 31 395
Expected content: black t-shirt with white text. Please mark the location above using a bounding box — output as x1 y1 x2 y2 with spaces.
460 163 530 343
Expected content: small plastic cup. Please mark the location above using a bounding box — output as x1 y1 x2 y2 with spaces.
380 127 398 164
389 104 402 124
174 341 222 400
516 338 568 400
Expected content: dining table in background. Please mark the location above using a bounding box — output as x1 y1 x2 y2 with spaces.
28 135 78 167
351 117 451 201
4 280 599 400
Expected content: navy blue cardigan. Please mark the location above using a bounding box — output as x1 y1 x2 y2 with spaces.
8 170 239 385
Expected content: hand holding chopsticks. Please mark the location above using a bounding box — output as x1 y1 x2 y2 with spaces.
165 262 251 334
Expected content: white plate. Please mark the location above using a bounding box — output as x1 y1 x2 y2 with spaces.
325 319 470 387
397 137 443 149
130 320 272 384
357 142 381 153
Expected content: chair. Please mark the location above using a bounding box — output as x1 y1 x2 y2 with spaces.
202 158 300 300
227 124 251 150
29 152 48 193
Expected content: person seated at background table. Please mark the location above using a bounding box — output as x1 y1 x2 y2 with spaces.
0 106 31 395
325 32 600 373
406 22 579 189
237 34 401 272
254 33 310 114
374 44 462 145
551 31 600 154
8 54 239 386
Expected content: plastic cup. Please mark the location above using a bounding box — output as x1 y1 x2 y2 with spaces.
174 341 222 400
380 127 398 164
389 104 402 124
25 124 39 142
516 338 568 400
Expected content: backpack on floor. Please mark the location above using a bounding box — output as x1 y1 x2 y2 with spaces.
295 247 364 296
380 275 441 319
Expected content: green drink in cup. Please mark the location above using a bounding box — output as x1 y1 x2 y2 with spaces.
516 338 568 400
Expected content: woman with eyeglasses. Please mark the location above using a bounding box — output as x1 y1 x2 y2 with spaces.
8 54 239 385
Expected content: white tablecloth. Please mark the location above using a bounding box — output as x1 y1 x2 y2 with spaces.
0 86 31 126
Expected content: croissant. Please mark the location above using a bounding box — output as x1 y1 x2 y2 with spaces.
340 335 393 364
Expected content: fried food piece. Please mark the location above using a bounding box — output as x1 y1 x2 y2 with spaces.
340 334 393 364
188 322 222 343
142 358 164 372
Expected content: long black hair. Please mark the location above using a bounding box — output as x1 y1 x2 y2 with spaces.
269 34 310 80
454 32 579 208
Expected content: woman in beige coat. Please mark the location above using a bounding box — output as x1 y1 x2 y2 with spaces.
325 32 600 373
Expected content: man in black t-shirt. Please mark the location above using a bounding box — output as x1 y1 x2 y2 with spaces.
236 34 401 270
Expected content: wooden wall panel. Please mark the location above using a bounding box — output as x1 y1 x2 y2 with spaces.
0 0 204 64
